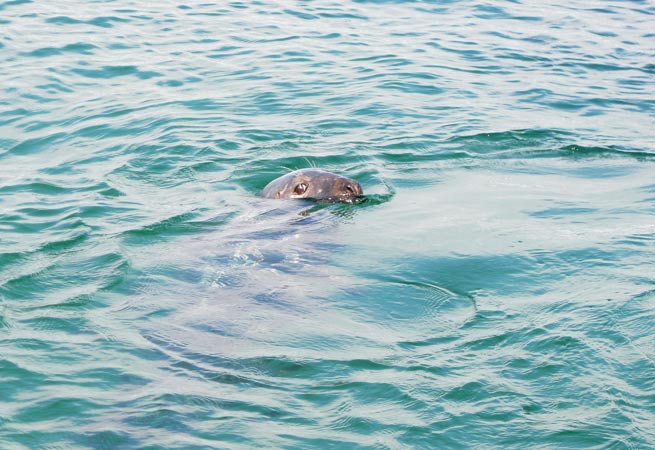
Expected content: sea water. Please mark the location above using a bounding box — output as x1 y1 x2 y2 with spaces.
1 1 654 448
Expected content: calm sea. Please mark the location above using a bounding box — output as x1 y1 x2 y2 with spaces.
1 1 654 449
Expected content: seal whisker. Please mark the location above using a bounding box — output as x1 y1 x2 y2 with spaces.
303 157 317 169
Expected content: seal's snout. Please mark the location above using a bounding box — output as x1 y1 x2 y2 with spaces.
338 180 363 200
345 182 363 197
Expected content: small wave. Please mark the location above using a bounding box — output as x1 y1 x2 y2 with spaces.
44 15 129 28
21 42 98 58
117 209 236 246
440 129 654 160
557 144 655 159
4 132 69 156
72 65 162 80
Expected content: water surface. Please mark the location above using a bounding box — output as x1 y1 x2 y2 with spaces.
1 1 654 448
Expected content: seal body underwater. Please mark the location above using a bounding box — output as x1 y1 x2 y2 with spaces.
260 169 363 203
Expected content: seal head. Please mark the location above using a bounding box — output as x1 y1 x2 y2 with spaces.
260 169 363 203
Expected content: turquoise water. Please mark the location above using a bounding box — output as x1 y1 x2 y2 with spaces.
1 0 655 448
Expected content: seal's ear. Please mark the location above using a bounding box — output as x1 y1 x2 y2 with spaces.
294 183 308 195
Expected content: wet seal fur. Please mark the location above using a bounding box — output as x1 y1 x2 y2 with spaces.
260 169 363 203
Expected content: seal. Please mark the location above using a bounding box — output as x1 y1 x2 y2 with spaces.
260 169 363 203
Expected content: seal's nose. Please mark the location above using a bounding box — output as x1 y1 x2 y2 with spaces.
345 182 363 196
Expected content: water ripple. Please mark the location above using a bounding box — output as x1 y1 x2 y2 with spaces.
1 0 654 448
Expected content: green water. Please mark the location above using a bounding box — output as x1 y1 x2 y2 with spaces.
1 1 654 449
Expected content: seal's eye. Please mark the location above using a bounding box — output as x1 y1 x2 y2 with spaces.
294 183 308 195
345 184 355 194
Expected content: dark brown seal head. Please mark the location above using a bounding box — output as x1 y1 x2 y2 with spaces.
260 169 363 203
